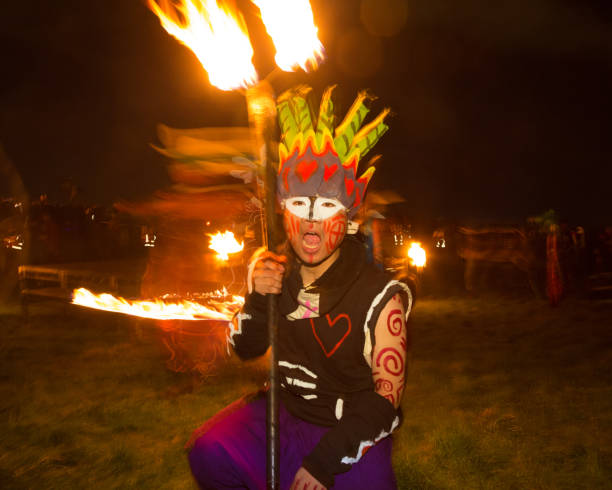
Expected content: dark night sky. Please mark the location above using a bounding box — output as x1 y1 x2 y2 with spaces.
2 0 611 225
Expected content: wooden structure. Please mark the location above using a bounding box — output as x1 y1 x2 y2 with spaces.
18 259 146 316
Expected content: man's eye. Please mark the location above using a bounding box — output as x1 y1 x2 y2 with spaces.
322 202 336 208
291 201 306 206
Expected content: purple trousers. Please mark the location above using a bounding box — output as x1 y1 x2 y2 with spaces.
188 396 397 489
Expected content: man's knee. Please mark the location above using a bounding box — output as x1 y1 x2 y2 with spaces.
188 434 229 489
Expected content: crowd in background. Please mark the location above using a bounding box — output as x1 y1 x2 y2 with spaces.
1 195 146 266
1 194 612 302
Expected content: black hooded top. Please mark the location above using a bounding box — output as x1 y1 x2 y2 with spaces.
229 237 412 488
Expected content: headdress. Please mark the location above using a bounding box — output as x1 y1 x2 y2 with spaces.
276 85 390 218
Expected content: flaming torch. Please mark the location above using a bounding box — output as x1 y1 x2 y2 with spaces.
408 241 427 270
147 1 324 486
208 230 244 260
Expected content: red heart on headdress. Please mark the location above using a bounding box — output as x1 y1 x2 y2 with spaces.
296 160 318 183
323 163 338 181
311 313 352 358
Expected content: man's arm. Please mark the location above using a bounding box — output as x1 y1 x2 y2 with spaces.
372 292 407 408
227 251 286 359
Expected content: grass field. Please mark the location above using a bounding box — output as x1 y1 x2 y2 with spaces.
1 294 611 489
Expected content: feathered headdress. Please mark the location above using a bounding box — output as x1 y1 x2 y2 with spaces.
277 85 390 217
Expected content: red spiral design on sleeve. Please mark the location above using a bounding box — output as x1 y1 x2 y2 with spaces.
386 308 403 336
375 378 393 392
375 347 404 376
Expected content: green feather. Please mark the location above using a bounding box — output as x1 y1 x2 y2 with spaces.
334 91 372 159
291 96 314 137
354 122 389 158
277 85 390 167
350 108 390 159
277 100 298 149
316 85 336 140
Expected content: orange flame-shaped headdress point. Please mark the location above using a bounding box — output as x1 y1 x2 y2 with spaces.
276 86 390 217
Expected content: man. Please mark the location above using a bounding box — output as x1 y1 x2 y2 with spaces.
188 86 412 489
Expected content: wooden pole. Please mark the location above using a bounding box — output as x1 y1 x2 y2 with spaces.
246 80 280 490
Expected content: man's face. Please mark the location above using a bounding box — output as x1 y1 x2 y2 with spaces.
282 196 348 265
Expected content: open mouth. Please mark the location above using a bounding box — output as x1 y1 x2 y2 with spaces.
302 231 321 251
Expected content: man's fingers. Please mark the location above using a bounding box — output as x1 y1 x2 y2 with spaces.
260 276 283 290
259 259 285 272
254 270 283 283
254 251 287 271
253 274 283 295
259 250 287 262
251 252 287 295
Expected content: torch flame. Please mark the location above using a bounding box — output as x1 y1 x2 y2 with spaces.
72 287 243 321
253 0 324 72
408 242 426 268
208 230 244 260
147 0 258 90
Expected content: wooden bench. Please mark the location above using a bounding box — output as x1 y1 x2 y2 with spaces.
587 272 612 299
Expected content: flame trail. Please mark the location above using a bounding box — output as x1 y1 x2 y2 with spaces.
72 287 243 321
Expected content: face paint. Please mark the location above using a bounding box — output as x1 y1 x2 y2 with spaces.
323 213 347 256
282 206 348 266
284 196 345 222
283 212 301 243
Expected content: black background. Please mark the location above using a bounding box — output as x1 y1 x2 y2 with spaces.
2 0 611 225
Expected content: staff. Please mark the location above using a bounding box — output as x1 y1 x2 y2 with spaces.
246 81 280 488
146 2 324 488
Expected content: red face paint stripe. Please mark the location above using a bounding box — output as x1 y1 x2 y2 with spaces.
283 213 301 242
292 214 300 236
324 215 346 255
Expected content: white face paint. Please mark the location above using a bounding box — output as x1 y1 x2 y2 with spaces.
284 196 345 221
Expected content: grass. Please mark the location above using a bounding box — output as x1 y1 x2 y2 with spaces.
1 295 611 489
395 296 612 489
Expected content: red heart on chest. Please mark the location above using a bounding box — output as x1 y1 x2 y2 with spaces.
310 313 352 358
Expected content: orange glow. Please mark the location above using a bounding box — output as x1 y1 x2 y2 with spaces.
72 287 243 321
253 0 324 72
408 242 426 268
147 0 257 90
208 230 244 260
